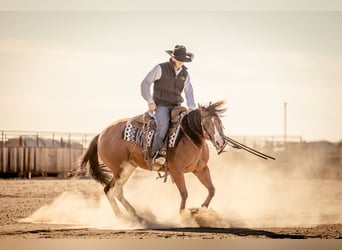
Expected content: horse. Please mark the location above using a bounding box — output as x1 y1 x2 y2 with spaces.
79 100 227 221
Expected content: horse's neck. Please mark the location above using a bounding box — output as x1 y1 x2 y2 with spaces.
181 111 203 147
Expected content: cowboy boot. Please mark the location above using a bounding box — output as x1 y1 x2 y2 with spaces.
152 138 168 166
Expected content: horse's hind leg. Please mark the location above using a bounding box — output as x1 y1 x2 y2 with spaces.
104 178 123 217
193 165 215 208
112 162 139 219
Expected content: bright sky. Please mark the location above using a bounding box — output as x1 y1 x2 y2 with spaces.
0 4 341 142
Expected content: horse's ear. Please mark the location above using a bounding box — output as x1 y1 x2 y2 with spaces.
197 103 202 111
198 103 205 116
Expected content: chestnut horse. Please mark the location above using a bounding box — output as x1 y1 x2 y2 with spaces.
80 101 227 220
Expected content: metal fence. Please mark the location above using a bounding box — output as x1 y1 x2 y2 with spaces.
0 130 97 177
1 130 97 148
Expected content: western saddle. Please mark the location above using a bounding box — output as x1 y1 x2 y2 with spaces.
129 106 187 162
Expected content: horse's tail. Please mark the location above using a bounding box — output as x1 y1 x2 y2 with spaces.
80 134 112 186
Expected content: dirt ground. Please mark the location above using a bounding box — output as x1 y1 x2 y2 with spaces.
0 177 341 239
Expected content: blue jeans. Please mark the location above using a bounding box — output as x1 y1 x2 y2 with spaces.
151 105 173 156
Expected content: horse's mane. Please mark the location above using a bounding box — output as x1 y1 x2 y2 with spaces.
202 100 226 117
179 100 226 147
180 109 203 147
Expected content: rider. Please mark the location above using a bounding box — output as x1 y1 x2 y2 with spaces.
140 45 196 165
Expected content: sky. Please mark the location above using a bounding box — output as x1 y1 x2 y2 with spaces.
0 6 341 142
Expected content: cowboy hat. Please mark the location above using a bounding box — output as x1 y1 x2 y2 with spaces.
165 45 194 62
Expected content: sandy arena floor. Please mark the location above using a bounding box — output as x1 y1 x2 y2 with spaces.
0 174 341 239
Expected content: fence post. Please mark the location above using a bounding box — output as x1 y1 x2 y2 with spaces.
1 131 4 146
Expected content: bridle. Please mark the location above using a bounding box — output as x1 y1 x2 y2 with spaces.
200 114 227 155
179 108 228 154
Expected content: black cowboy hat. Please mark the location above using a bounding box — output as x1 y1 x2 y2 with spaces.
165 45 194 62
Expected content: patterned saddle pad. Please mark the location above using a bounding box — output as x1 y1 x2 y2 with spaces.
122 114 184 148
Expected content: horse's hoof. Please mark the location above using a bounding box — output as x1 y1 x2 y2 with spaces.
189 208 199 215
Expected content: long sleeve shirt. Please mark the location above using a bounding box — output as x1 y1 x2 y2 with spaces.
141 64 196 110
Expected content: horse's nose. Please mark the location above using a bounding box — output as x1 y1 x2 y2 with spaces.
215 138 224 149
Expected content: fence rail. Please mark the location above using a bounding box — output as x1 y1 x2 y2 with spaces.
1 130 97 148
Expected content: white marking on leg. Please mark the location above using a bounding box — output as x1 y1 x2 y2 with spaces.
114 162 136 193
113 162 137 216
106 187 122 217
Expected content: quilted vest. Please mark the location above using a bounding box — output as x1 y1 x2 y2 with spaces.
153 60 188 106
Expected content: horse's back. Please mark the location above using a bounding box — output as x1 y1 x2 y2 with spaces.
98 118 131 164
100 117 128 138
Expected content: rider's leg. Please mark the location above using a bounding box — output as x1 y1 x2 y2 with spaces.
151 105 171 164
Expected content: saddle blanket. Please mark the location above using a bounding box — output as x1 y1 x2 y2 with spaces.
122 121 180 148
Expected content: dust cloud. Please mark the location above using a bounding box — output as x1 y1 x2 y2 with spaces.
22 145 342 229
20 186 230 229
20 191 140 229
208 145 342 228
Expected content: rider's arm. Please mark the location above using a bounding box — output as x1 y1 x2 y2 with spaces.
184 75 196 110
140 65 162 104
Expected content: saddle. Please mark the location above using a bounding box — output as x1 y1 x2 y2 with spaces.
131 106 187 130
123 106 187 162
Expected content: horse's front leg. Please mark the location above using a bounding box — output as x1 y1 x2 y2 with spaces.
170 170 188 211
193 165 215 208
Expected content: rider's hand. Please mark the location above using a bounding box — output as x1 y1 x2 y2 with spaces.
148 102 157 111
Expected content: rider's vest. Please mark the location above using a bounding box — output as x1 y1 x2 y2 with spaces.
153 60 188 106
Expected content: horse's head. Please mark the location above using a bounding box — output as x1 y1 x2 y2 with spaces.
198 100 227 154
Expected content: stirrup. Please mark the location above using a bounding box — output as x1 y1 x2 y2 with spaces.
152 151 166 166
152 155 166 166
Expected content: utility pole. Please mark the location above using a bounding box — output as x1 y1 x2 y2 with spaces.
284 102 287 144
